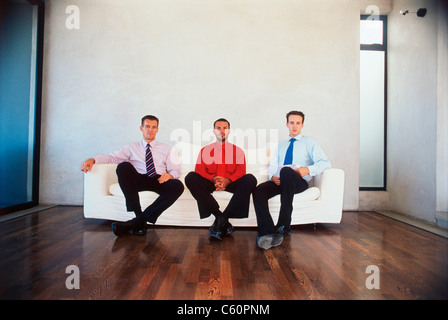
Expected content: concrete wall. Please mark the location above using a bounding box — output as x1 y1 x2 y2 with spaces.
39 0 448 227
436 1 448 228
41 0 360 208
387 0 447 224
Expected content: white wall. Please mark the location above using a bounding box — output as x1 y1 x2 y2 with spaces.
388 0 447 224
436 1 448 228
41 0 361 208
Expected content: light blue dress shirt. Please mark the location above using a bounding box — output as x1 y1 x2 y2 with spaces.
268 133 331 182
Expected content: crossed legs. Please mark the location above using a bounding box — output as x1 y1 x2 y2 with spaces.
112 162 184 236
253 167 308 248
185 171 257 240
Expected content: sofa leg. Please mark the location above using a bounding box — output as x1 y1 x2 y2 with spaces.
314 223 317 230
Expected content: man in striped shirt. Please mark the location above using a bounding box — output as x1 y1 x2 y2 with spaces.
80 115 184 236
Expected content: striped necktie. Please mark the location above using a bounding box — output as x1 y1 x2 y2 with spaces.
146 143 157 178
283 138 296 165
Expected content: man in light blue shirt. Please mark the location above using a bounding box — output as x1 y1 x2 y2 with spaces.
253 111 331 249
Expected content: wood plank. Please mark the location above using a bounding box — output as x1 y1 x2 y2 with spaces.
0 207 447 300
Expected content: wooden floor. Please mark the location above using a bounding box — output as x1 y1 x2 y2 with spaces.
0 206 447 300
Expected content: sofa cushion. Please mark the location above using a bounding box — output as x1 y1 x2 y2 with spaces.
108 183 320 202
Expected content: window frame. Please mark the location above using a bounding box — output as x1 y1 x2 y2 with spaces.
0 0 45 216
359 14 388 191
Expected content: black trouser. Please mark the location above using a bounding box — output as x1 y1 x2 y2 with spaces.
116 162 184 224
253 167 308 236
185 171 257 219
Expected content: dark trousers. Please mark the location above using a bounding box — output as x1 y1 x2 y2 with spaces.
116 162 184 224
185 171 257 219
253 167 308 236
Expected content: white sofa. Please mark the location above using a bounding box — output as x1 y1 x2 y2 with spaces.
83 145 345 227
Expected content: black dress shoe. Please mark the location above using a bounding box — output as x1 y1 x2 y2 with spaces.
112 221 134 236
132 212 147 235
209 216 228 241
209 224 223 241
224 221 234 236
130 222 147 236
112 218 146 237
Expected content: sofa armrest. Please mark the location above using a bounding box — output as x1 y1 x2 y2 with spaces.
314 168 345 206
84 163 118 200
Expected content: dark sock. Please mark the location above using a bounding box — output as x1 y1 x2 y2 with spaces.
212 210 223 218
134 215 146 225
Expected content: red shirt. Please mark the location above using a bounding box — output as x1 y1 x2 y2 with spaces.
194 141 246 182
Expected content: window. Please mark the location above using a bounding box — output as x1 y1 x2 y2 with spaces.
359 15 387 190
0 0 45 215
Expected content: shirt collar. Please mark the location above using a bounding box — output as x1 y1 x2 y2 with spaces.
214 140 231 147
288 133 303 141
142 139 157 147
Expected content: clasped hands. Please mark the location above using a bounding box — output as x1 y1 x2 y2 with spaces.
212 176 231 191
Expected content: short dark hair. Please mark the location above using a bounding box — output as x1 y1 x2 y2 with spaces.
213 118 230 128
286 111 305 123
141 115 159 126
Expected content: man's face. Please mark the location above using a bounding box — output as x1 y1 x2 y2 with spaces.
286 114 304 137
140 119 159 142
213 121 230 143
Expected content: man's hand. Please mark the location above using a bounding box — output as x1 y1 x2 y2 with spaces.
295 167 310 177
81 158 95 173
158 172 174 183
271 176 280 186
213 176 231 191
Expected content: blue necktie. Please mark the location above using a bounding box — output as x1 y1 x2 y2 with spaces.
146 144 157 178
283 138 296 165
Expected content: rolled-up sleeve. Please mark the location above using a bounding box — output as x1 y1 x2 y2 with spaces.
94 145 131 165
165 146 182 179
307 141 331 177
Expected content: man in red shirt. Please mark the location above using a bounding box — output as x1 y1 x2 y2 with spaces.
185 118 257 240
